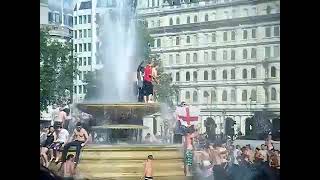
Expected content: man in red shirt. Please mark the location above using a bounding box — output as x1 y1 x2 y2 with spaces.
143 60 153 103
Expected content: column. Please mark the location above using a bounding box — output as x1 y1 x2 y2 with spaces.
240 116 246 136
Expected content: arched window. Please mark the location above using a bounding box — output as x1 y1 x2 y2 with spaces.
186 91 190 100
193 53 198 63
169 18 173 25
176 17 180 25
204 71 208 80
243 49 248 59
193 91 198 103
222 90 228 101
176 37 180 45
212 32 216 42
175 72 180 82
193 71 198 81
266 6 271 14
242 90 247 101
194 15 198 23
211 90 217 103
251 48 257 59
231 69 235 79
231 89 236 102
271 66 276 77
251 89 257 101
223 50 227 60
186 36 190 43
242 69 247 79
243 30 248 39
204 91 209 98
223 70 228 80
186 53 190 64
251 68 256 79
205 14 209 21
231 31 236 40
231 49 236 60
187 16 190 24
186 72 190 81
211 70 216 80
271 88 277 100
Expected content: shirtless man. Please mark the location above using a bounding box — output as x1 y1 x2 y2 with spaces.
143 155 153 180
62 122 88 164
63 154 76 179
184 126 198 176
55 107 67 129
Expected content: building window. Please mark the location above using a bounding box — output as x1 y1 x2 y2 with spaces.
204 91 210 100
186 91 190 100
231 69 235 79
145 21 148 28
223 32 228 41
88 15 91 23
88 29 92 37
243 49 248 59
231 89 236 102
84 15 87 24
193 91 198 103
193 53 198 63
252 29 256 38
176 72 180 81
271 66 276 77
266 6 272 14
194 35 198 45
186 53 190 64
204 34 209 44
88 43 91 51
79 16 82 24
271 88 277 100
88 57 92 65
79 44 82 52
187 16 190 24
251 48 257 59
243 30 248 39
211 70 216 80
84 29 87 38
242 69 247 79
176 54 180 64
186 72 190 81
242 90 247 101
186 36 190 43
274 26 280 36
222 90 228 101
78 57 82 66
193 71 198 81
205 14 209 21
74 31 77 39
211 51 216 61
212 32 216 42
223 70 228 80
251 89 257 101
169 18 173 25
79 30 82 38
265 27 271 37
223 50 227 60
74 44 77 52
83 57 87 66
176 17 180 25
274 45 280 57
194 15 198 23
231 31 236 40
79 85 83 94
251 68 256 79
169 55 173 65
265 47 271 58
204 71 208 80
204 52 208 62
74 17 77 25
74 86 77 94
157 39 161 47
176 37 180 45
211 90 217 103
231 49 235 60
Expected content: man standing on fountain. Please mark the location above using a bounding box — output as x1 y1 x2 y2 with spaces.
143 60 154 103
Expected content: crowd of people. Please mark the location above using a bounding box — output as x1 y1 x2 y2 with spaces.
183 125 280 180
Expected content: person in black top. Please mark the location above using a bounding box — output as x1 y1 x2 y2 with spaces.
40 126 55 167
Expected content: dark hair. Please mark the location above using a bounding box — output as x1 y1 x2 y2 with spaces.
76 122 82 127
148 155 153 160
67 154 75 160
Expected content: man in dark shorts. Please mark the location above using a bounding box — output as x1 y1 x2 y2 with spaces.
143 60 153 103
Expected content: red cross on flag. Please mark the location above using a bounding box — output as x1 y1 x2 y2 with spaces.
175 105 200 127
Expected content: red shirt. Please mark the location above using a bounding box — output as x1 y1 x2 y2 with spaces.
144 65 152 82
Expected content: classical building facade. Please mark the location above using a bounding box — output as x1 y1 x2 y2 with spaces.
137 0 280 135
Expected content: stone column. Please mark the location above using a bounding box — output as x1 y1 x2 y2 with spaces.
240 116 246 136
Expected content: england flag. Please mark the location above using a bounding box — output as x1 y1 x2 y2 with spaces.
175 106 200 127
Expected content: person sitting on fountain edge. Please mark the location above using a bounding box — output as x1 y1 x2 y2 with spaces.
143 60 154 103
62 122 89 165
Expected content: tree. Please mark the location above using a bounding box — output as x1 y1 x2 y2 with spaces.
40 29 76 112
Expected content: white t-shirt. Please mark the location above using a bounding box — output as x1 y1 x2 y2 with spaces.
56 129 69 143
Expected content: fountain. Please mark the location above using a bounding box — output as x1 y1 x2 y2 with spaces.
71 0 185 179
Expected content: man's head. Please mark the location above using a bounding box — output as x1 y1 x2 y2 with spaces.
66 154 75 161
49 126 54 133
153 62 159 69
147 155 153 160
246 144 251 150
54 123 62 132
76 122 82 131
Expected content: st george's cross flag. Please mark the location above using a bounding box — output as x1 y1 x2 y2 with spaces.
175 105 200 127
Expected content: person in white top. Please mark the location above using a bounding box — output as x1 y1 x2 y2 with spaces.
52 125 69 163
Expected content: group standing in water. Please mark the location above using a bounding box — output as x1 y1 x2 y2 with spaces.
137 59 159 103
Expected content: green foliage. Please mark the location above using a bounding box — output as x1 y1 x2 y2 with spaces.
40 29 76 111
136 21 153 61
